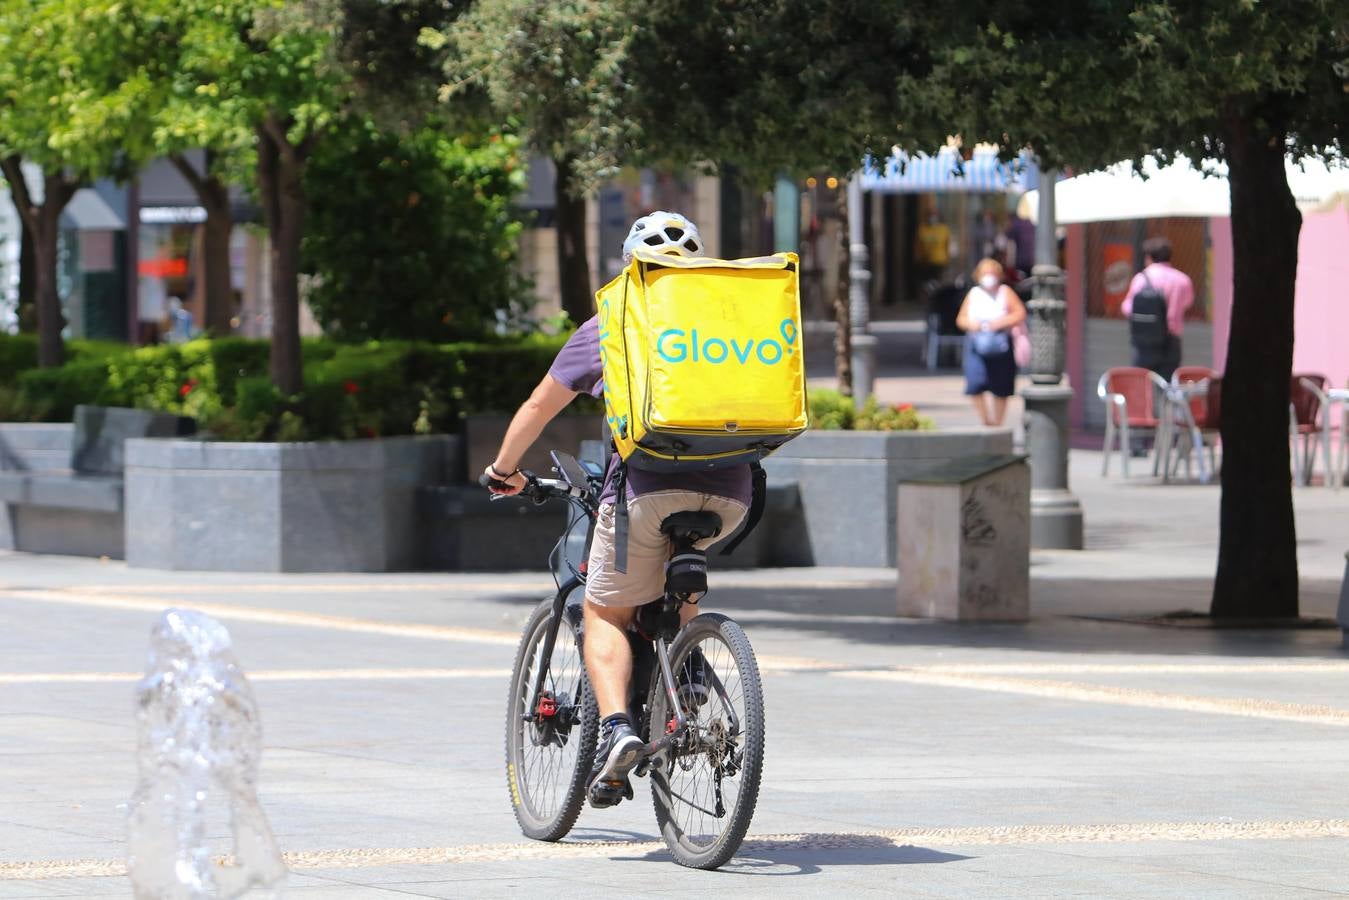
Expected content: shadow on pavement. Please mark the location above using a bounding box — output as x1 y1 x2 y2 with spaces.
479 575 1347 659
610 833 970 875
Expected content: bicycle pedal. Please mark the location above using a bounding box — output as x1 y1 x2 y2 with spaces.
587 777 633 809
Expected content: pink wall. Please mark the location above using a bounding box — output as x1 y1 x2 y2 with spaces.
1292 207 1349 388
1207 206 1347 387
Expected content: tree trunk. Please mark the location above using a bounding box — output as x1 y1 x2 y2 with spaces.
169 153 235 335
553 155 593 324
201 190 235 335
833 184 853 395
1 158 75 367
1210 118 1301 619
30 207 65 367
257 124 306 396
17 215 35 332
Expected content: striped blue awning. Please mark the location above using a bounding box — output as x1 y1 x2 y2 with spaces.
861 149 1038 194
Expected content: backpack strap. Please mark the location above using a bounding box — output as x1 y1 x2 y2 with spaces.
612 461 629 574
719 462 767 556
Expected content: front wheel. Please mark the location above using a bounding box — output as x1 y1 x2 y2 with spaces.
648 613 765 869
505 596 597 841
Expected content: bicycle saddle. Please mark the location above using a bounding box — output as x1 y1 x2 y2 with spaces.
659 511 722 544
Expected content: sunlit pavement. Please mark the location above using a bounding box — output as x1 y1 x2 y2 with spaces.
2 456 1348 900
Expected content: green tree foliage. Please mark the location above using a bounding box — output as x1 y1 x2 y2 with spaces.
444 1 630 324
154 0 354 395
144 0 459 394
302 120 529 342
616 1 917 182
0 0 162 365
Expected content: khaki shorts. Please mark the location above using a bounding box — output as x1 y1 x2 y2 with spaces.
585 490 747 608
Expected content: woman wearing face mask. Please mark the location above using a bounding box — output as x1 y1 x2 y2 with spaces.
956 257 1027 426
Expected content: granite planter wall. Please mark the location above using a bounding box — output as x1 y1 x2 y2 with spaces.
762 428 1015 567
0 423 74 471
125 435 458 572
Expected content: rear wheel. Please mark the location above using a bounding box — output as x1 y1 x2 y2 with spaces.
648 613 765 869
505 597 596 841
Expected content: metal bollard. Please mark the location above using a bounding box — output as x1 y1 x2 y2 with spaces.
127 609 286 899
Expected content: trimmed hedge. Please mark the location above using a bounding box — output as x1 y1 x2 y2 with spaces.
0 333 594 441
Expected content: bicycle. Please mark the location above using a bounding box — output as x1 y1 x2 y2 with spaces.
488 451 766 870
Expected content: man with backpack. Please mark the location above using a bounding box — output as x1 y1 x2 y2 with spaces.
482 211 760 809
1122 236 1194 382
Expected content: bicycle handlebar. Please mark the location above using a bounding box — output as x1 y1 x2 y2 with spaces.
478 470 591 506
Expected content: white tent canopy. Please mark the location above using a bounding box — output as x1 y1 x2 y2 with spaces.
1021 156 1349 223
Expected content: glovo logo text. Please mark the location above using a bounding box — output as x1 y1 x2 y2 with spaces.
656 318 798 366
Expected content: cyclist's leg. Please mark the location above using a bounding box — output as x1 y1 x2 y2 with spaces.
582 497 673 804
581 601 636 717
583 499 669 712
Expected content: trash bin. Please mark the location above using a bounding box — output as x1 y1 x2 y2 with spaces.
897 454 1030 622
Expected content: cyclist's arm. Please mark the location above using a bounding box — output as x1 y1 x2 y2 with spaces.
486 373 577 493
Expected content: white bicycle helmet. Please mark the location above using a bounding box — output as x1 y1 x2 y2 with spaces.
621 210 705 263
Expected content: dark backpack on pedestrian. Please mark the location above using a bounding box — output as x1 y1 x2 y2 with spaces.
1129 271 1169 351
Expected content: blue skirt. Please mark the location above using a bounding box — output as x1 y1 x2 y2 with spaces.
964 336 1016 397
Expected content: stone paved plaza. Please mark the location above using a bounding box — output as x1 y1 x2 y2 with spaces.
1 445 1347 898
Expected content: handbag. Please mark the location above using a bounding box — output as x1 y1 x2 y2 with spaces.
970 328 1010 357
1012 322 1031 368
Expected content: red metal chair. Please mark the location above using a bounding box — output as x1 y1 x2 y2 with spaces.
1290 375 1328 485
1097 367 1169 477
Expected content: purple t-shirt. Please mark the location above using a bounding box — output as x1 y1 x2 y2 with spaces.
548 316 752 507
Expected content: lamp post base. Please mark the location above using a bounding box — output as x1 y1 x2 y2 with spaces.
1031 488 1085 550
1022 384 1084 550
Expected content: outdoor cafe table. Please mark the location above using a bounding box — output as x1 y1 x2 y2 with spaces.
1161 380 1212 485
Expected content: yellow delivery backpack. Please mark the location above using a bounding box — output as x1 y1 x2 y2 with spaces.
596 248 809 472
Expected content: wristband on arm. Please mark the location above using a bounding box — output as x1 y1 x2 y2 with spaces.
488 463 519 480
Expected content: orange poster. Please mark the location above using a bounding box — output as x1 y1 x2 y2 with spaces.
1101 243 1135 318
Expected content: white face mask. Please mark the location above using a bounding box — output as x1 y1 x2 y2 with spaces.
979 274 1000 292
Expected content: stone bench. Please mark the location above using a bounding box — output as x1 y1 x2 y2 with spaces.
0 406 194 559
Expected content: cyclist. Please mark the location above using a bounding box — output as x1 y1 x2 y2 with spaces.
483 211 749 808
